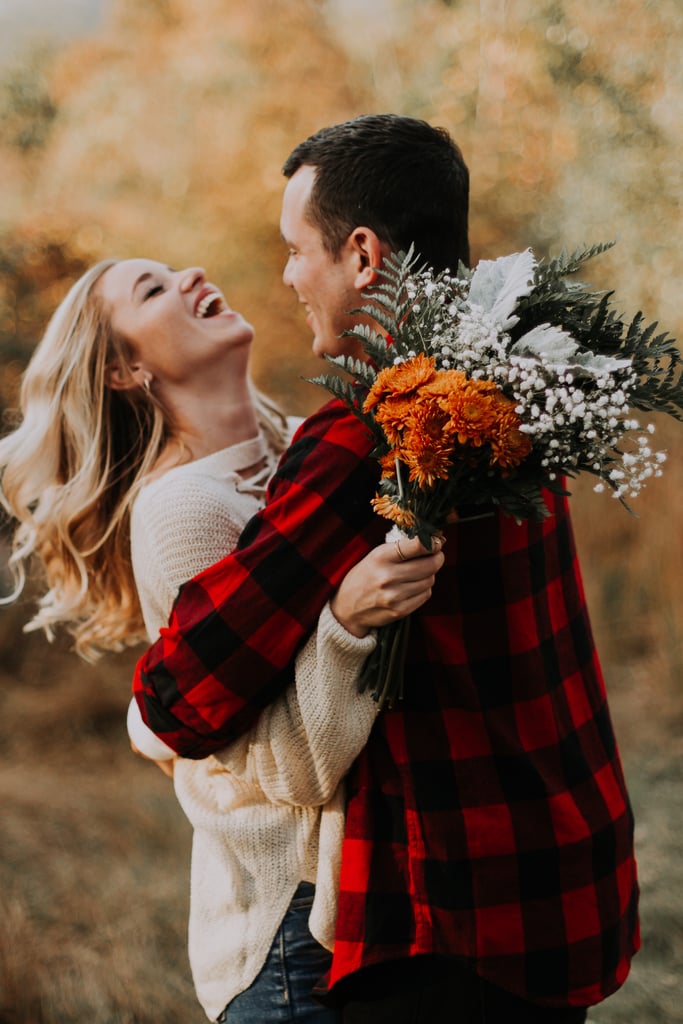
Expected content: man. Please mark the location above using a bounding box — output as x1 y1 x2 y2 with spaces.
133 115 639 1023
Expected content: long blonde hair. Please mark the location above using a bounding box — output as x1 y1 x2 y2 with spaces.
0 260 290 660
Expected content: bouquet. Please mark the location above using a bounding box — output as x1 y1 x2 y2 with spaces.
310 243 683 707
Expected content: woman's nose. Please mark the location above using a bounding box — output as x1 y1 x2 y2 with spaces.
178 267 206 292
282 257 293 288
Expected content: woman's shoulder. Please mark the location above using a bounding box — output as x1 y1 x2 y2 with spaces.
131 460 243 542
131 464 199 523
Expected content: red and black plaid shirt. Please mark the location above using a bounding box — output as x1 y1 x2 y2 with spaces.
132 399 639 1008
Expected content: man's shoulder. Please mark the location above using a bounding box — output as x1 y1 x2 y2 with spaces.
265 398 379 504
293 398 373 454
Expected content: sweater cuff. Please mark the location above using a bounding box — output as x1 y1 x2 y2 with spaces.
319 601 377 657
126 697 176 761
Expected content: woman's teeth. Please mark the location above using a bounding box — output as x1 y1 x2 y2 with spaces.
195 292 225 318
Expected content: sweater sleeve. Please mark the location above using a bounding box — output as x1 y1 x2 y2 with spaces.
211 603 379 806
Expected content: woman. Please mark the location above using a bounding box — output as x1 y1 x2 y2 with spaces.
0 259 443 1023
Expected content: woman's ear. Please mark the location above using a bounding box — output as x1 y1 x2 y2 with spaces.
106 362 148 392
348 227 388 290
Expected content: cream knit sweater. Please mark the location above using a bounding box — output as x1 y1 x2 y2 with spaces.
127 430 379 1021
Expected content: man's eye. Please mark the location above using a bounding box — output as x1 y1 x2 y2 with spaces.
144 284 164 300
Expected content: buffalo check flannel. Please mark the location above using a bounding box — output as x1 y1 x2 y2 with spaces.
132 399 639 1008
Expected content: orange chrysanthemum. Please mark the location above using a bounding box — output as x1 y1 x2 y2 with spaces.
379 449 401 479
370 494 418 531
418 369 469 400
401 401 454 488
488 405 532 468
374 394 417 446
444 378 500 446
364 353 436 412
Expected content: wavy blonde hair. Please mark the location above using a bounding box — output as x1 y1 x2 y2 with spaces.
0 260 290 660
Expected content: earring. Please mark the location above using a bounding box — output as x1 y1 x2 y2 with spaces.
142 377 151 394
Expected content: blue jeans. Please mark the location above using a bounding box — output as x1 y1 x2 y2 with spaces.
218 882 341 1023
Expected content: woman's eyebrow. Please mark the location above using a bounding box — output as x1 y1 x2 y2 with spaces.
132 272 153 299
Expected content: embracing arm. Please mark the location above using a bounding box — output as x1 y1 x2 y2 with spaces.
132 402 385 758
130 525 443 797
206 602 378 804
127 599 377 791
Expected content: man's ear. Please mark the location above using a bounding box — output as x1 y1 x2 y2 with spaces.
348 227 387 290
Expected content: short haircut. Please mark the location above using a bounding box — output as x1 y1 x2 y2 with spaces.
283 113 470 272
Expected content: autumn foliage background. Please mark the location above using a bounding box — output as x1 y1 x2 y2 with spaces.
0 1 681 1021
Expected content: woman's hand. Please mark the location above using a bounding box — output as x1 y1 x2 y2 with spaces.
330 535 445 638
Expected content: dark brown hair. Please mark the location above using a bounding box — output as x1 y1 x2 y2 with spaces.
283 113 470 272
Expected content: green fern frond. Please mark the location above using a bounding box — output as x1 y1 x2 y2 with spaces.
538 241 616 284
305 370 374 422
349 303 400 335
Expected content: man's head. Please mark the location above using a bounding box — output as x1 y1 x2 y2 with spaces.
280 113 470 358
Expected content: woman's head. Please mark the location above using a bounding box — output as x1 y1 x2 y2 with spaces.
96 260 255 398
6 259 268 491
0 258 265 658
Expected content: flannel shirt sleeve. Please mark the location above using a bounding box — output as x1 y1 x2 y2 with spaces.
131 400 384 758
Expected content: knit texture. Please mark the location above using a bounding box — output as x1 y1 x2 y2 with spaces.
129 430 378 1021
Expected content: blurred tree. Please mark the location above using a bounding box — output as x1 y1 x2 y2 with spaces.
0 0 680 402
0 234 91 418
416 0 682 323
0 48 56 152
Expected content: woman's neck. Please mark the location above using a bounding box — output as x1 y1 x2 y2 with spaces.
155 374 261 471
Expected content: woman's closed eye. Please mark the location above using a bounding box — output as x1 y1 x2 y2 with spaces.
143 283 165 300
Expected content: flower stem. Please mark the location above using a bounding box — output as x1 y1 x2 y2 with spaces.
359 615 412 709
